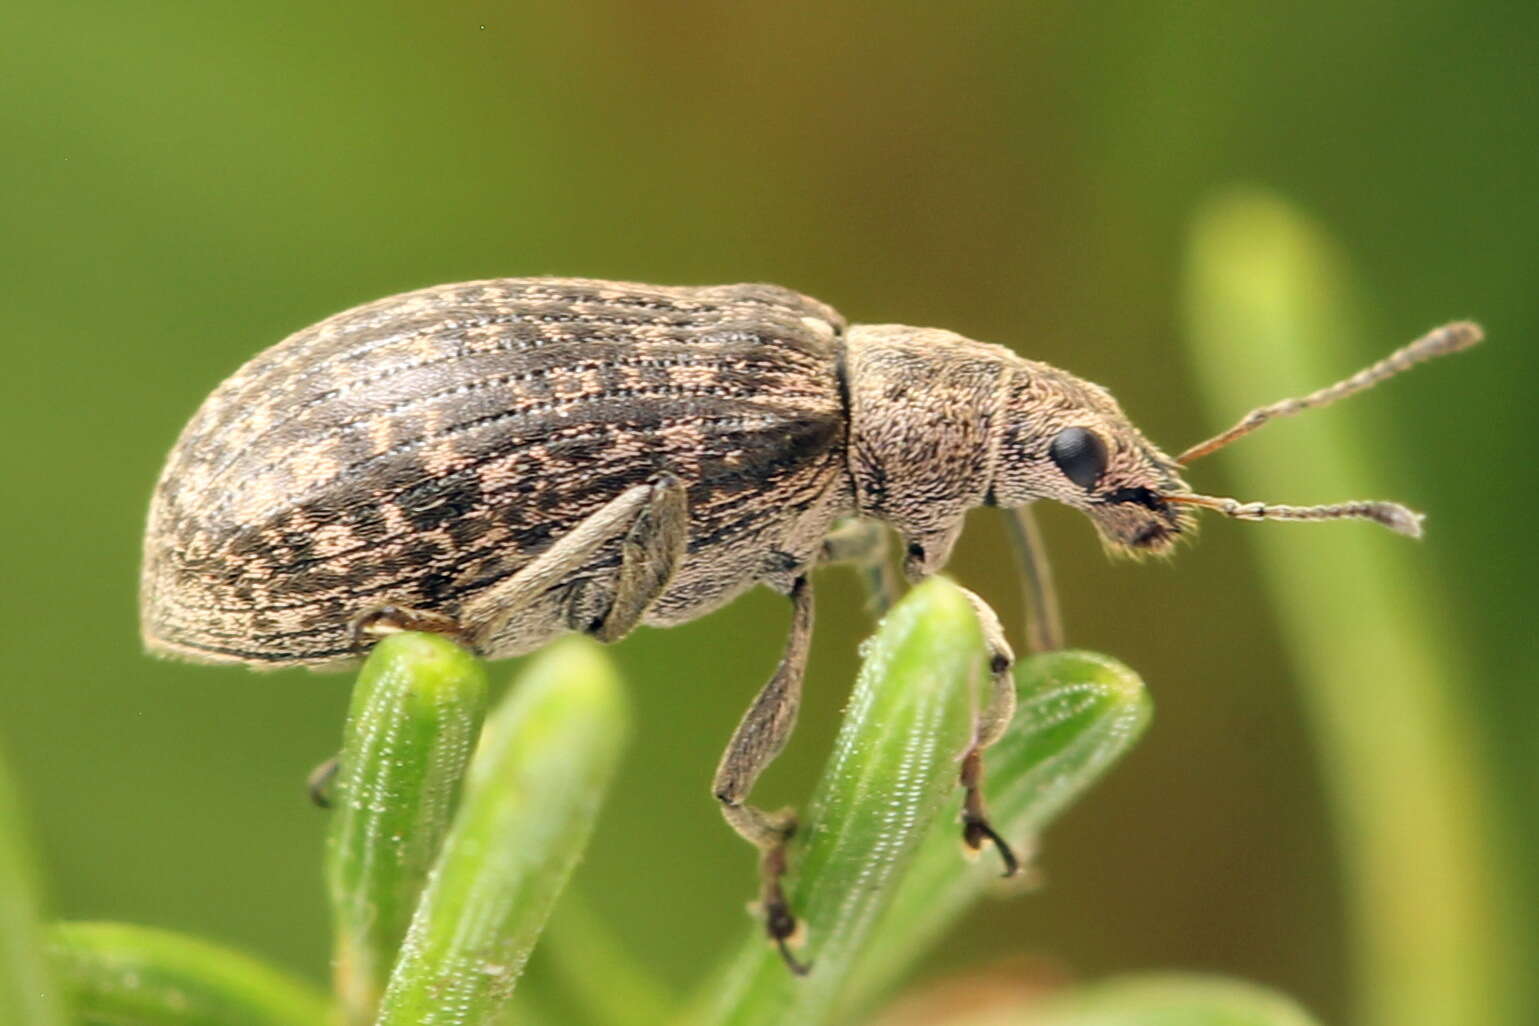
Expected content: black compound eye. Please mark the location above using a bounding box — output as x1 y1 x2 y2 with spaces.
1048 427 1108 489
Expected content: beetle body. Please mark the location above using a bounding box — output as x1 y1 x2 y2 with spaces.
141 277 1189 669
141 276 1472 972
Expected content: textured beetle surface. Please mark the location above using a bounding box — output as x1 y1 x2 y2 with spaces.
141 277 1190 668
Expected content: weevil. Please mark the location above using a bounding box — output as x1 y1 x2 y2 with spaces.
140 277 1480 972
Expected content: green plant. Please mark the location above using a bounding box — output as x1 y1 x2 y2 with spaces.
0 576 1331 1025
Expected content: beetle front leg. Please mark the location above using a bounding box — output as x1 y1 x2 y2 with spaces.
956 586 1022 877
712 574 815 975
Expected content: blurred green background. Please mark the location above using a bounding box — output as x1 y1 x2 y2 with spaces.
3 2 1534 1023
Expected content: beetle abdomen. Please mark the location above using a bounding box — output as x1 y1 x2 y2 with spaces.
141 278 852 668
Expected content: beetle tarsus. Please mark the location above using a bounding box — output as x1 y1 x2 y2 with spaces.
962 809 1020 878
960 747 1020 877
306 755 340 809
772 930 811 976
761 833 811 975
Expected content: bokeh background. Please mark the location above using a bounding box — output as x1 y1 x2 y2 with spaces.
3 3 1535 1024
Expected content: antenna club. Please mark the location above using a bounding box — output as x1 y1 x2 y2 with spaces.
1423 320 1484 355
1375 502 1426 539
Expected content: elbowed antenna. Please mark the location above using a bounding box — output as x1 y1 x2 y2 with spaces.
1162 321 1483 539
1177 321 1483 465
1163 492 1425 538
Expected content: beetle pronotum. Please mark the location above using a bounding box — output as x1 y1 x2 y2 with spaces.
140 278 1479 972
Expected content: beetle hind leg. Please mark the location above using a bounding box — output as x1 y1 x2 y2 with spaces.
588 474 687 641
312 476 687 813
712 574 815 975
345 474 688 659
459 474 688 651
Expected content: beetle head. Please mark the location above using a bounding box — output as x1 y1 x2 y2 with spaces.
844 325 1193 568
989 361 1195 557
847 319 1472 572
990 320 1483 546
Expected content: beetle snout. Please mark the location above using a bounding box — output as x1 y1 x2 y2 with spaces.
1092 481 1193 556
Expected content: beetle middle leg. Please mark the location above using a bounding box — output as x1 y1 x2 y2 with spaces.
820 518 900 615
712 573 815 974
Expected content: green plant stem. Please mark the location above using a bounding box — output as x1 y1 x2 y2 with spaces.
325 631 488 1026
535 891 674 1026
374 637 629 1026
0 752 65 1026
682 577 991 1026
837 650 1150 1021
1184 190 1516 1026
47 921 331 1026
